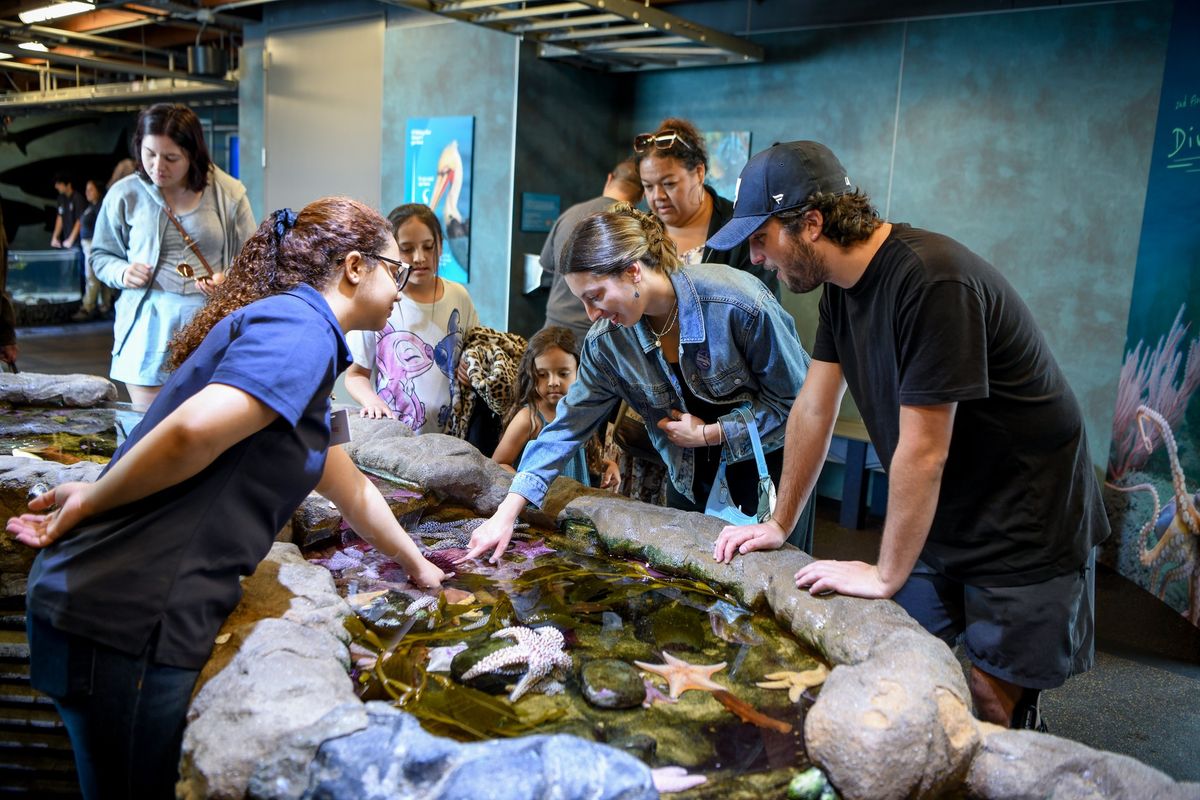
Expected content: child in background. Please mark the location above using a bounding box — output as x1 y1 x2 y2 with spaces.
493 326 619 490
346 203 478 432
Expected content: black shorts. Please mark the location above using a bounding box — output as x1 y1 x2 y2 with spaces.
893 548 1097 690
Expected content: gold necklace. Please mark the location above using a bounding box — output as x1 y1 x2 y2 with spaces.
648 301 679 349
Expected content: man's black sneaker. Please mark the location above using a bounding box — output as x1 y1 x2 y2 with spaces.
1011 690 1048 733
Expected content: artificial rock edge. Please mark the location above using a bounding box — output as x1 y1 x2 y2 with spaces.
0 381 1195 800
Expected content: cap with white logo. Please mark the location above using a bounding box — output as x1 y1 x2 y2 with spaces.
708 141 853 250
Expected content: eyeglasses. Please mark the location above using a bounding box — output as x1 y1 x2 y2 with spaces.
633 129 695 154
367 252 412 291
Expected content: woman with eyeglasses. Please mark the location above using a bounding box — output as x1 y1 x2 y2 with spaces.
344 203 479 434
10 197 448 800
459 204 815 567
91 103 257 411
634 117 776 293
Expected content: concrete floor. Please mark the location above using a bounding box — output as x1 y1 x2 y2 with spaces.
10 318 1200 784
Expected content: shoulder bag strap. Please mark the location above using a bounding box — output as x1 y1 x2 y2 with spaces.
733 405 775 522
733 405 770 481
162 201 215 279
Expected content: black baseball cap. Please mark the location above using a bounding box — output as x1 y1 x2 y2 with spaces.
707 141 852 250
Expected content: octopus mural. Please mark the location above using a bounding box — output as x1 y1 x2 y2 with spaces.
1108 405 1200 624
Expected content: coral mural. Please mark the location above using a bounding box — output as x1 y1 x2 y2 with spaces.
1104 3 1200 627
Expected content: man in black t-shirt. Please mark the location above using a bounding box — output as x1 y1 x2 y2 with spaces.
707 141 1109 731
51 172 85 250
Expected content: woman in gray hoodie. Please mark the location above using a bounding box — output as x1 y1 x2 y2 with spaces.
92 103 256 409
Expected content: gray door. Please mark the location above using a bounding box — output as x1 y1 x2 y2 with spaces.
264 15 384 213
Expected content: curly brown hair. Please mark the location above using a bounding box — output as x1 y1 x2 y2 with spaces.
167 196 392 369
633 117 708 173
776 190 881 248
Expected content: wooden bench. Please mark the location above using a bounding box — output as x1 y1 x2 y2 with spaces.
826 417 887 529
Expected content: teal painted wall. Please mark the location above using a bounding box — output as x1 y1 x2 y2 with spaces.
508 43 632 337
239 2 518 329
233 0 1174 464
627 0 1174 463
381 14 518 330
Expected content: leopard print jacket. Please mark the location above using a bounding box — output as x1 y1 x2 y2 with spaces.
445 326 527 440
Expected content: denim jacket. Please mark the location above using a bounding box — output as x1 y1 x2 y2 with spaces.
511 264 809 507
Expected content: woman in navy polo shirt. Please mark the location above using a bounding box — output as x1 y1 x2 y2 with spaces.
8 196 447 799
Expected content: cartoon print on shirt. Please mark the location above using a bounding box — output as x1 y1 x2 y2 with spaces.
435 309 464 429
375 322 436 431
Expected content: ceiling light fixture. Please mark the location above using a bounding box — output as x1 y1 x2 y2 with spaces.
18 42 49 52
18 2 95 25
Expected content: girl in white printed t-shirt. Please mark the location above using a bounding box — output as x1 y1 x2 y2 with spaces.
346 203 479 433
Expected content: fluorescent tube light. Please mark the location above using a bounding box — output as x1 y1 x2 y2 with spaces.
18 42 49 52
18 2 95 24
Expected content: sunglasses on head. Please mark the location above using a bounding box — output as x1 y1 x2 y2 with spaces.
633 129 695 154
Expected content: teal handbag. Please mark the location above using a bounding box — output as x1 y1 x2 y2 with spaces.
704 406 775 526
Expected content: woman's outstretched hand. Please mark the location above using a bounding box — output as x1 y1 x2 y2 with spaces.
6 482 94 549
410 558 450 589
456 493 526 565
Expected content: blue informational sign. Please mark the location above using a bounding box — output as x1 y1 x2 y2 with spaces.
520 192 560 233
228 134 239 179
404 116 474 283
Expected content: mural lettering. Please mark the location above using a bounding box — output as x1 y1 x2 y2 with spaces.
1168 125 1198 160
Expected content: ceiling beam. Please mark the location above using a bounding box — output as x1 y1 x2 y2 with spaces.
0 19 174 57
0 77 235 110
0 41 234 85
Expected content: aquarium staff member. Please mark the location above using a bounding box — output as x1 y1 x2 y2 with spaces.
9 199 446 799
708 141 1110 731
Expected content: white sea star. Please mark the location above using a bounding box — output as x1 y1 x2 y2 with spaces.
460 626 571 702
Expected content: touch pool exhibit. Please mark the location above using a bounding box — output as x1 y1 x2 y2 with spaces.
0 372 1195 800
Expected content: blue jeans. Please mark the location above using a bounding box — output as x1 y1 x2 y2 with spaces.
26 615 201 800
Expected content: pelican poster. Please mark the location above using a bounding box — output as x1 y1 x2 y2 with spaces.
405 116 474 283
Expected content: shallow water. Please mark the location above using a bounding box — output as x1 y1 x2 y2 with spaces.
0 409 826 796
308 503 827 796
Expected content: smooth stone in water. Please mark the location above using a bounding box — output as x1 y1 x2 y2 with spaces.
606 732 657 762
581 659 646 710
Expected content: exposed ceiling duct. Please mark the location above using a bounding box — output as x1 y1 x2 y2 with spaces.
380 0 764 72
0 0 276 112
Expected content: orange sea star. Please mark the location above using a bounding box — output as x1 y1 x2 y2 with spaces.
633 651 727 699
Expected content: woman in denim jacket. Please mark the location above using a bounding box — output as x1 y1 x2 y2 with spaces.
461 204 813 564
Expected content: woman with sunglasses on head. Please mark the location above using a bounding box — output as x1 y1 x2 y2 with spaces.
459 204 815 567
10 197 448 800
345 203 479 434
634 117 776 294
91 103 257 411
